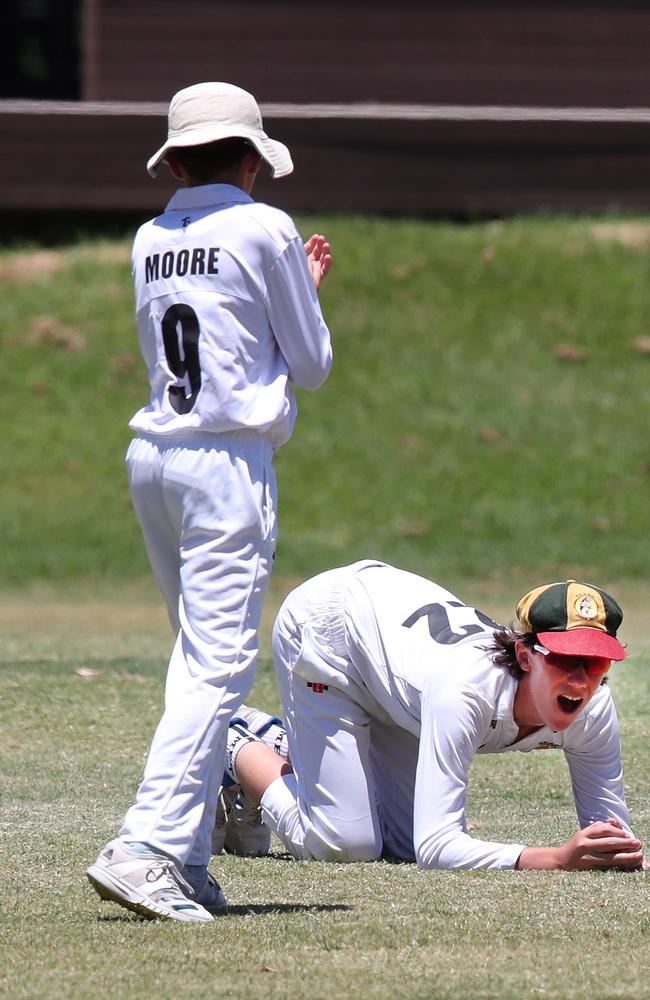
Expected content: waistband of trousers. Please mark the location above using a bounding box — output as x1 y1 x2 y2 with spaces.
132 427 273 460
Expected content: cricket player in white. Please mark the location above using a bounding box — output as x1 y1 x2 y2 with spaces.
87 82 333 922
227 562 646 872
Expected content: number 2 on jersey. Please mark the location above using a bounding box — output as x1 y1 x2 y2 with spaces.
403 601 500 645
161 303 201 413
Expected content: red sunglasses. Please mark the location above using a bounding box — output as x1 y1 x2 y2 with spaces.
533 644 611 677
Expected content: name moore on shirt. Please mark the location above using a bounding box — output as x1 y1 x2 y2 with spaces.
144 246 220 283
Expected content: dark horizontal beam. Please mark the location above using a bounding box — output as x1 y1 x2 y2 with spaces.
2 102 650 232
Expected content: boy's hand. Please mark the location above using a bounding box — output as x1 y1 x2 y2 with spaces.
517 818 644 871
558 819 644 871
304 234 332 290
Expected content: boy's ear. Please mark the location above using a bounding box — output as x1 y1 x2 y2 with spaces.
245 147 262 176
165 153 185 181
515 639 533 674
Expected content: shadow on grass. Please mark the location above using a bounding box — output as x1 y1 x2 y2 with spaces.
96 902 352 923
227 902 353 915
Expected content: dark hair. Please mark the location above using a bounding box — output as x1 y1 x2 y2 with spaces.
485 627 537 679
169 138 256 184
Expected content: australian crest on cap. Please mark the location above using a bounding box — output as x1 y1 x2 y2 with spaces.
575 593 598 620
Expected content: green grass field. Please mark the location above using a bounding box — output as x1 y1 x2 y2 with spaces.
1 216 650 998
1 215 650 585
1 597 649 1000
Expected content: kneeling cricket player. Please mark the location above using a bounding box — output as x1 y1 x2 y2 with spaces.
222 562 645 872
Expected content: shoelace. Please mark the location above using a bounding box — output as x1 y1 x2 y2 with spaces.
145 860 196 899
232 792 262 824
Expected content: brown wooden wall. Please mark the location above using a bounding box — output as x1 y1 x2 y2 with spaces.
3 1 650 236
3 105 650 231
82 0 650 106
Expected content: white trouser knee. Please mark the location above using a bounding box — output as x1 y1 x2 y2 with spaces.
261 774 382 863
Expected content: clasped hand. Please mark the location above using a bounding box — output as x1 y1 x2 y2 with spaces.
558 819 645 871
304 234 332 290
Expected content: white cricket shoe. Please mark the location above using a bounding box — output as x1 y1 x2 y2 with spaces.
212 705 289 857
211 782 271 857
86 840 214 923
212 706 289 857
211 783 237 855
226 788 272 855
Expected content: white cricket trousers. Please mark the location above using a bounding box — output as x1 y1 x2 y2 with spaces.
119 430 277 865
261 564 387 863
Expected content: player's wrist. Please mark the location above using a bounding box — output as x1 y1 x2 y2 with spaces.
516 846 564 871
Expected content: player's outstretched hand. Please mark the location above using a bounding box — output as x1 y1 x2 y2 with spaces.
304 234 332 290
558 819 644 871
516 818 644 871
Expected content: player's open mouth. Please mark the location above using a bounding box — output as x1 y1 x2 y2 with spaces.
557 695 583 714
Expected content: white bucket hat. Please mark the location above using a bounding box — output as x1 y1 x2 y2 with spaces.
147 81 293 179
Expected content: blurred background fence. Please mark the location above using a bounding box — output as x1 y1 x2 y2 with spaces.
3 0 650 236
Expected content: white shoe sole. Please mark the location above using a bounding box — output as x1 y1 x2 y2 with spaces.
86 865 214 924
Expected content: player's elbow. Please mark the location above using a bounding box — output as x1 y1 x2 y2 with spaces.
414 829 461 870
291 357 332 391
415 842 445 870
